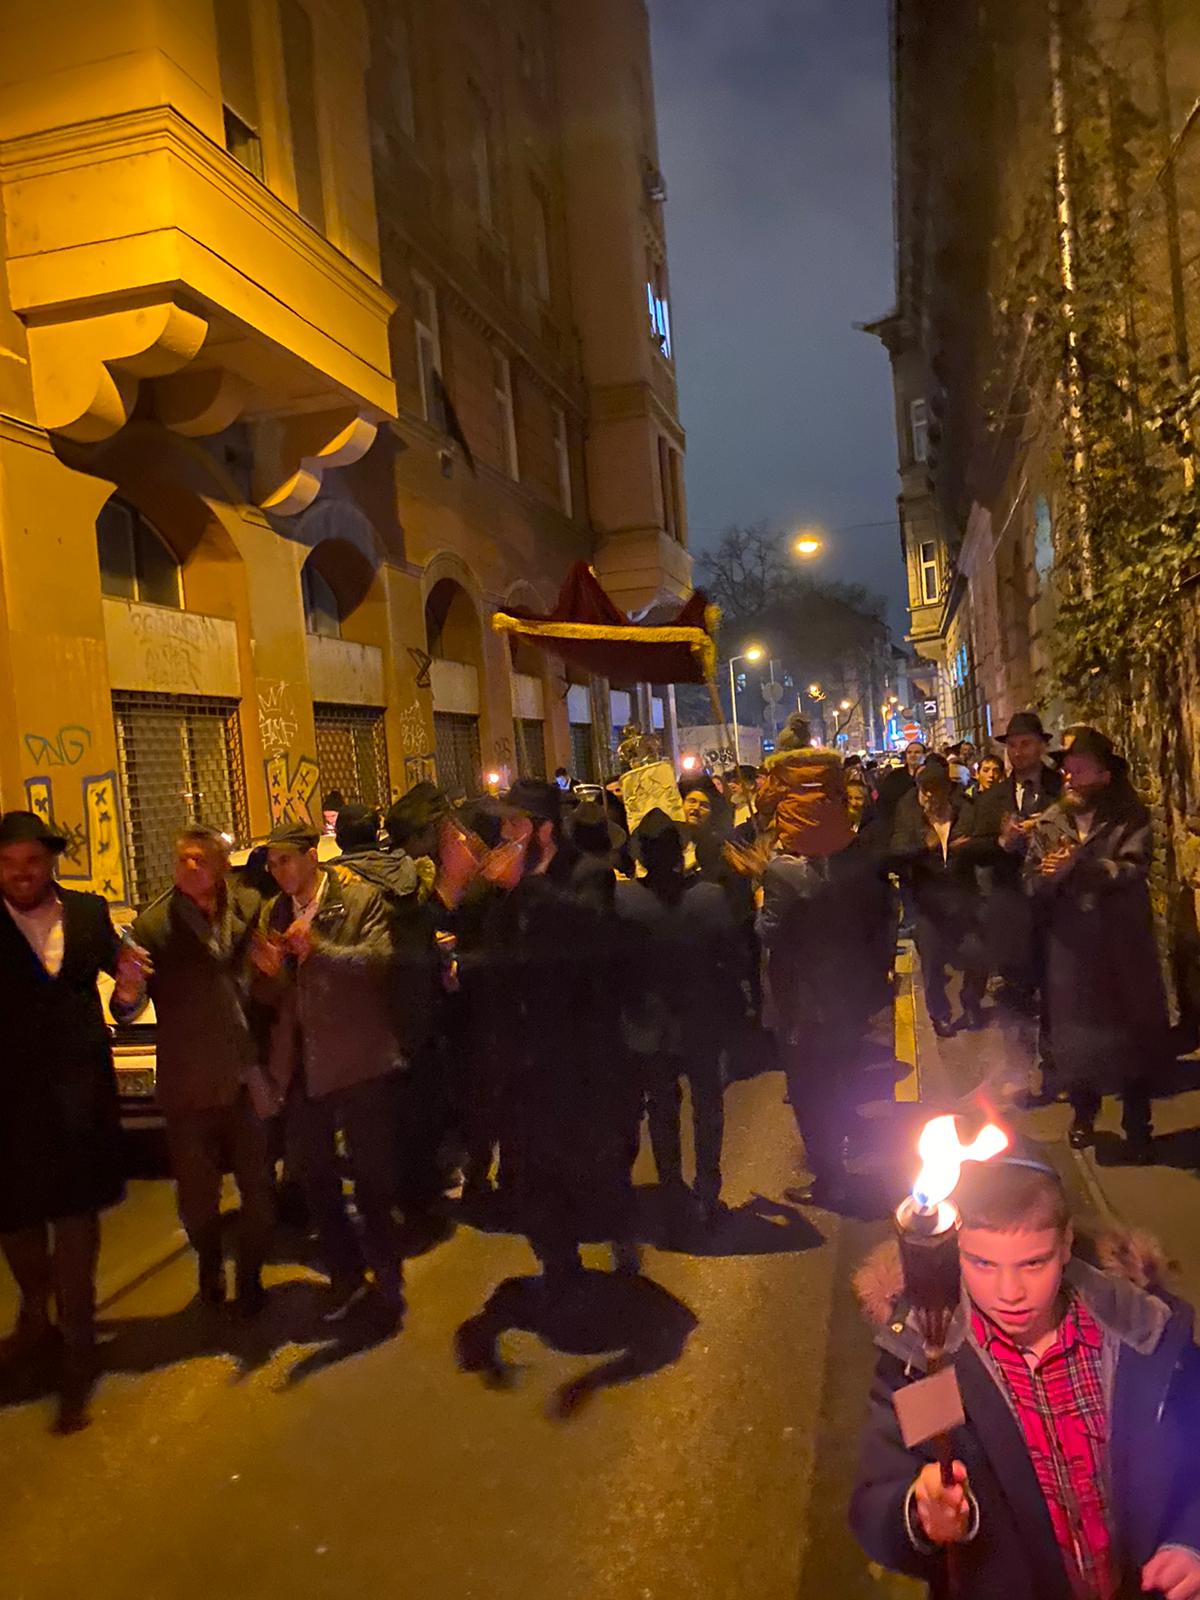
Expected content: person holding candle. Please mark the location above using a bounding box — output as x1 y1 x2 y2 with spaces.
1023 728 1169 1161
850 1151 1200 1600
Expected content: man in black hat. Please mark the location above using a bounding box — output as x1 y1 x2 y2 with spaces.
250 818 406 1322
0 810 149 1430
615 809 741 1225
966 710 1062 1022
1024 729 1169 1160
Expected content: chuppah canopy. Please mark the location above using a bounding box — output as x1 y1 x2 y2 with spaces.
490 562 718 685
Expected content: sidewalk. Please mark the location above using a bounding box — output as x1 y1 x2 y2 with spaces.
903 942 1200 1307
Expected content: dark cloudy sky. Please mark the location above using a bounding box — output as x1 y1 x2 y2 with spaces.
647 0 906 625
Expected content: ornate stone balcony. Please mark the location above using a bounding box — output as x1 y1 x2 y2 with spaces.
0 106 395 511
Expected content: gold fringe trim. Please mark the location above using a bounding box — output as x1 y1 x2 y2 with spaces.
491 612 717 681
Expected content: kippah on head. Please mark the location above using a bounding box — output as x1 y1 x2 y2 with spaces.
268 819 320 851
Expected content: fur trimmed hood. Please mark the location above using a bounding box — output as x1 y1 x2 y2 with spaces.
856 1226 1180 1363
758 746 854 859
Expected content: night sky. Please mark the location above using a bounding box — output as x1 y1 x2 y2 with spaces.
648 0 907 627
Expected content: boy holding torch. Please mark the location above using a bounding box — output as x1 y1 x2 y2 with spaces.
851 1141 1200 1599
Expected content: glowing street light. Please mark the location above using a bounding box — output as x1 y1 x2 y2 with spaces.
728 644 766 765
793 530 823 559
840 699 852 711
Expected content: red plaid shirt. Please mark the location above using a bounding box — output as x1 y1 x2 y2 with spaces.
971 1296 1114 1600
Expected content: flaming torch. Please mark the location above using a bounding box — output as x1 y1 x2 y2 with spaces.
894 1116 1008 1590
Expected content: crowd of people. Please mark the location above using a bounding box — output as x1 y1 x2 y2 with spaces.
0 703 1172 1432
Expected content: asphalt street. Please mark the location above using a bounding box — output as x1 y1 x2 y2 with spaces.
0 1056 916 1600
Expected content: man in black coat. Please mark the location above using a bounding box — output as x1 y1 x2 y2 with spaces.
117 825 272 1314
0 810 148 1430
966 711 1062 1004
851 1153 1200 1600
614 809 741 1226
891 763 987 1036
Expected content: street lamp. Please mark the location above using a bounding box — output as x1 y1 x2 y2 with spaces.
728 644 764 765
793 529 823 559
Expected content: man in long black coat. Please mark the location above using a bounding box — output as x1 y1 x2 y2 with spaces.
0 810 148 1430
1024 729 1169 1160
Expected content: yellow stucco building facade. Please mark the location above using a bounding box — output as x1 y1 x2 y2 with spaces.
0 0 689 907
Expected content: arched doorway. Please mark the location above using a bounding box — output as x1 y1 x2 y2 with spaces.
425 575 484 794
299 539 391 812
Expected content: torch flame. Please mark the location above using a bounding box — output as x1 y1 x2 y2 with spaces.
912 1115 1009 1211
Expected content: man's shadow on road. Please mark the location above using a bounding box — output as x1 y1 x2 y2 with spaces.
455 1267 698 1420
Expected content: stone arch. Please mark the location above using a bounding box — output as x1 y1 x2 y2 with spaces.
292 499 388 651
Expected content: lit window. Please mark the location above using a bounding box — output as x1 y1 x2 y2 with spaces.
413 272 443 426
1033 495 1054 579
493 350 519 479
647 267 672 360
919 540 939 605
97 498 182 610
469 85 495 229
553 406 572 517
910 398 929 463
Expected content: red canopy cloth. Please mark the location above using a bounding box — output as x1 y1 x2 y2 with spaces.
491 563 718 685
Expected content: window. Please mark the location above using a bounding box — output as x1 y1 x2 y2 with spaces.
647 262 672 359
513 717 546 778
390 8 417 142
97 498 182 609
280 0 325 232
530 180 552 301
413 272 443 426
910 398 929 464
492 350 519 479
114 691 248 905
919 540 939 605
301 562 341 638
469 85 495 229
1033 495 1055 580
553 406 572 517
314 704 390 809
658 437 683 540
433 711 481 795
214 0 263 178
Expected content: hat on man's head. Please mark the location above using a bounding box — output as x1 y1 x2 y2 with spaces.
915 760 953 792
335 804 380 851
999 710 1049 742
504 779 562 825
268 819 320 851
1063 726 1118 769
629 806 683 864
385 782 448 849
0 809 67 852
563 799 626 856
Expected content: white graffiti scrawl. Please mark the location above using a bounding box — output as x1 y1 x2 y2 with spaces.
257 680 299 756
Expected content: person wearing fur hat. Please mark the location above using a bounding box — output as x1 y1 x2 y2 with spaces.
757 746 890 1204
851 1150 1200 1600
1023 728 1170 1162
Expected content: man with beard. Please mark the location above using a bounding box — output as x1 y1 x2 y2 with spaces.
1024 729 1168 1161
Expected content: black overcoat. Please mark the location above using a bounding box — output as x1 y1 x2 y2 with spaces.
0 888 125 1231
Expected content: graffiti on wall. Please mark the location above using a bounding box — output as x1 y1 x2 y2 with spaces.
407 646 433 689
126 606 221 694
398 699 428 755
257 680 300 757
265 753 319 826
25 772 129 905
23 726 93 768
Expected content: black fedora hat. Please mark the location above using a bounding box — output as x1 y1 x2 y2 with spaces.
0 809 68 851
1063 726 1118 768
999 710 1048 742
563 799 626 855
629 806 683 864
503 779 562 825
